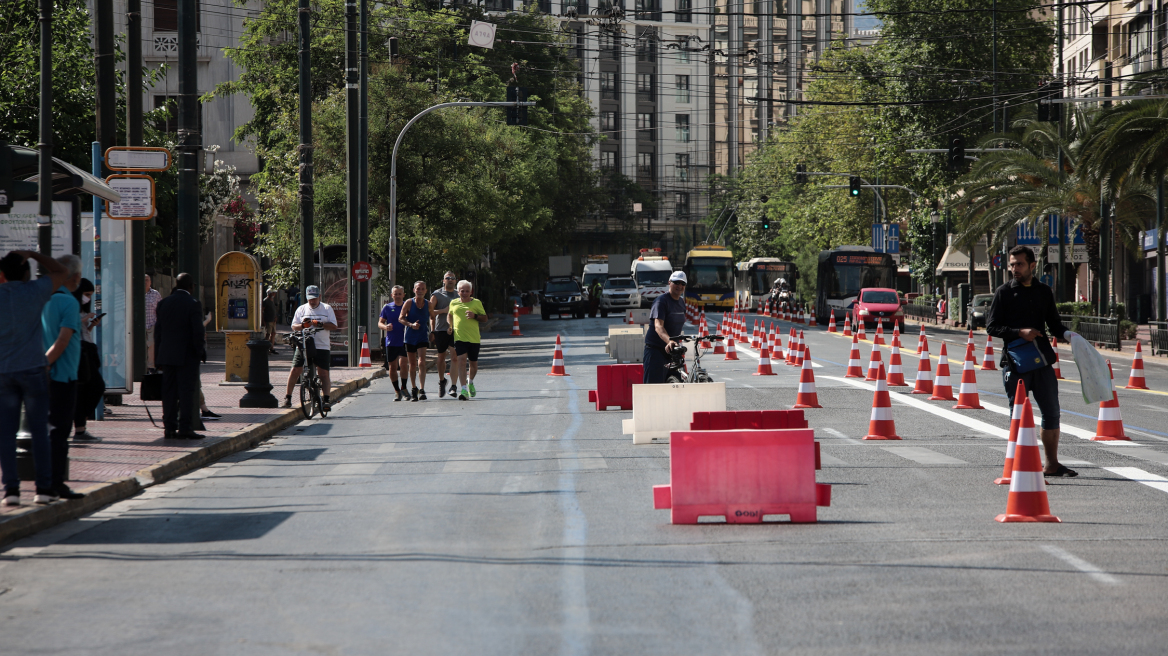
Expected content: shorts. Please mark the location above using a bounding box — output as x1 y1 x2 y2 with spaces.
642 346 667 384
384 345 406 361
292 346 330 370
1003 364 1060 430
455 341 481 361
405 342 428 353
433 330 454 352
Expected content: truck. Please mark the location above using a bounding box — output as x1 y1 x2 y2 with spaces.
630 248 673 308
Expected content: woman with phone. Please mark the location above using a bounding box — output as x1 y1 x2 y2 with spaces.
72 279 105 443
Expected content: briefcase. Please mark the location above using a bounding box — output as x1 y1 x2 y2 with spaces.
140 371 164 401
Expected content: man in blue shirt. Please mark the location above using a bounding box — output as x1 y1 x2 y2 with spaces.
643 271 689 384
0 250 71 507
42 254 84 500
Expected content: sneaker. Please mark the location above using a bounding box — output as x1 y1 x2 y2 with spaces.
439 378 447 398
55 486 85 500
72 430 102 443
282 397 292 408
468 381 476 398
411 388 419 402
419 389 427 401
34 490 59 505
322 399 331 411
459 389 469 401
394 388 402 402
201 409 221 419
3 493 19 507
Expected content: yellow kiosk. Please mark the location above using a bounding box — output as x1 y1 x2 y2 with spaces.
214 251 263 382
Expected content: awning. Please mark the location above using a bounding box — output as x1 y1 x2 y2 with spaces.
11 145 122 203
935 242 989 275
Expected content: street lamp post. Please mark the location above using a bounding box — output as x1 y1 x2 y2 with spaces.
930 209 941 294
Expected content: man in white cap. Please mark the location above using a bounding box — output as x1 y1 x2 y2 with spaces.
642 270 688 384
285 285 339 409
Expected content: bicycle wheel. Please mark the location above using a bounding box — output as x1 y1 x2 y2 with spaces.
299 377 316 419
316 381 329 417
694 370 713 383
665 374 684 384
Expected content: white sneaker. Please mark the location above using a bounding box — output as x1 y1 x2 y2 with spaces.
3 494 19 507
34 493 58 505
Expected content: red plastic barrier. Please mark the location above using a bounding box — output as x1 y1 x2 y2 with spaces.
653 429 831 524
690 409 808 431
587 364 643 411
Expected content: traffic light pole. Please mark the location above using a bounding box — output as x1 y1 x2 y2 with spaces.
387 101 535 289
37 0 52 256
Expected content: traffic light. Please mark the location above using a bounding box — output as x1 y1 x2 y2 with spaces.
947 136 965 171
794 163 807 184
0 142 39 214
761 217 770 230
849 176 861 197
506 86 528 126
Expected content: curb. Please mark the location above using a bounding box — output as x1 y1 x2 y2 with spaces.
0 369 385 550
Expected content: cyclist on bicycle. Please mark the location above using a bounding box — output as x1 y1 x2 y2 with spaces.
642 271 687 384
284 285 339 410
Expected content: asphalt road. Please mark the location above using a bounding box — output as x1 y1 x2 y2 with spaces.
1 311 1166 655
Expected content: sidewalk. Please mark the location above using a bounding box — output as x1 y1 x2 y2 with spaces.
0 338 384 548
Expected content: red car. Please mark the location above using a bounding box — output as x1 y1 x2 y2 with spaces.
852 288 905 331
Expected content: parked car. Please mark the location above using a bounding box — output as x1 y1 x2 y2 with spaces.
598 277 641 317
852 288 905 331
967 294 994 330
541 277 587 320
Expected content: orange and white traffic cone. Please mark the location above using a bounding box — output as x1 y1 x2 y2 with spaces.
795 330 806 367
856 318 867 342
929 342 956 401
751 320 760 349
863 364 901 441
699 311 711 349
892 322 901 347
827 310 837 333
865 343 883 381
753 343 777 376
995 380 1028 486
1092 361 1130 441
996 396 1060 523
843 313 853 337
798 308 806 325
793 346 823 409
887 342 908 386
358 332 372 367
809 306 817 327
724 336 739 361
980 335 997 370
547 334 569 376
917 325 926 353
953 344 984 409
785 328 798 365
911 336 934 395
1127 340 1149 390
845 333 865 378
966 329 975 351
1051 338 1065 379
510 305 523 336
873 320 885 346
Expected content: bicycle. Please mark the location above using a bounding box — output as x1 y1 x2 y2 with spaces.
664 334 725 384
285 324 329 419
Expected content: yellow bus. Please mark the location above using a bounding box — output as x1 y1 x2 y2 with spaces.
683 245 735 310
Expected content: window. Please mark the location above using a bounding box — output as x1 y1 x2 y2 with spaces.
601 72 618 100
636 36 655 62
675 192 690 217
636 73 654 101
675 114 690 143
676 0 692 22
153 95 202 135
636 152 654 181
599 31 620 59
675 75 690 103
676 153 689 181
600 111 618 132
153 0 199 32
635 0 660 21
600 151 617 170
637 113 654 140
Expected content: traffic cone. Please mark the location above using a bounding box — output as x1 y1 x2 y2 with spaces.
856 318 867 341
796 307 805 325
1051 338 1065 379
750 321 759 348
873 320 885 346
510 305 523 336
863 364 901 440
785 328 798 365
547 334 569 376
917 325 926 353
865 343 883 381
793 346 823 409
827 310 838 333
795 330 806 367
966 329 975 351
808 306 817 327
929 342 956 401
911 336 934 395
843 313 852 337
724 336 739 361
753 343 777 375
892 322 901 347
1126 340 1149 390
699 311 711 350
845 333 865 378
782 305 790 322
953 344 984 409
980 335 997 370
1092 361 1130 441
995 380 1028 485
996 396 1060 523
358 332 372 368
887 342 908 386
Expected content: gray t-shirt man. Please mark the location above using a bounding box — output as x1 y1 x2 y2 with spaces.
432 288 458 332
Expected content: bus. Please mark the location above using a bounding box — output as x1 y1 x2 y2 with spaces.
735 258 798 312
683 245 736 311
815 246 896 324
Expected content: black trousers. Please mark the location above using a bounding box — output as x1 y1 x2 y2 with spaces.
161 363 199 433
48 380 77 490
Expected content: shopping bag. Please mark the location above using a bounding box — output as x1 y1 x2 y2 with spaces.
1070 333 1111 405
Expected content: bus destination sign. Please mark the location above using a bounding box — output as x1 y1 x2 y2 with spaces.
835 254 887 266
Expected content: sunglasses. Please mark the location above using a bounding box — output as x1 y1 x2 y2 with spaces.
671 280 686 286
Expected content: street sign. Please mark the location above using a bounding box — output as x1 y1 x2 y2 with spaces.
105 175 155 220
1046 245 1088 264
468 20 496 49
871 223 900 254
352 261 372 281
105 146 171 172
991 254 1002 268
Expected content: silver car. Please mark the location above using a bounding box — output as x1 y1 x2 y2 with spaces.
598 277 642 317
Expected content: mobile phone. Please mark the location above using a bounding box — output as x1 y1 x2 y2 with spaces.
91 312 107 322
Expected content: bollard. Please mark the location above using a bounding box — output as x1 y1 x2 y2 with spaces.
240 337 279 408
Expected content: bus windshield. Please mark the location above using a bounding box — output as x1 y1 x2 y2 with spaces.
826 264 894 299
689 260 734 290
636 269 672 285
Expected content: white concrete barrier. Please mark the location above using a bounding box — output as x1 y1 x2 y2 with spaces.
622 382 727 444
607 326 645 363
626 309 651 325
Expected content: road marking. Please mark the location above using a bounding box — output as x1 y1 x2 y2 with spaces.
880 447 968 465
1040 545 1120 585
972 399 1121 443
529 404 550 415
820 427 864 445
1103 467 1168 494
1098 447 1168 467
559 377 592 656
823 376 1009 439
986 446 1095 467
501 475 527 494
442 457 492 473
818 451 848 466
327 463 381 476
560 452 607 470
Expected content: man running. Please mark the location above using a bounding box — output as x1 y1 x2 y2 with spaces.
400 281 431 401
377 285 409 401
285 285 339 410
447 280 487 400
429 271 459 398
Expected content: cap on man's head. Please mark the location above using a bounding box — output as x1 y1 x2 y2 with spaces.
669 271 687 284
267 288 277 296
306 285 320 299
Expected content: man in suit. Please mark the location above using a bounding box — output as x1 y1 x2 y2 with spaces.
154 273 206 439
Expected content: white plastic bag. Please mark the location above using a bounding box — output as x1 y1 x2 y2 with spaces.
1069 333 1112 405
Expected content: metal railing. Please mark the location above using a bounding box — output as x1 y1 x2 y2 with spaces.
904 301 940 324
1151 321 1168 356
1060 315 1121 350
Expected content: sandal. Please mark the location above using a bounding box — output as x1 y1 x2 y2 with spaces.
1044 464 1079 478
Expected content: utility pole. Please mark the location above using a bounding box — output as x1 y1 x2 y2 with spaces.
1056 0 1066 302
992 0 998 133
37 0 52 256
95 2 115 236
299 0 314 297
358 0 369 346
177 0 201 285
345 0 360 365
728 0 741 173
758 0 772 143
1098 195 1110 316
127 0 145 381
1158 179 1166 321
786 0 801 121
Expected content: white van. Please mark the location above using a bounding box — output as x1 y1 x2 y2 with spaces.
582 262 608 299
631 253 673 308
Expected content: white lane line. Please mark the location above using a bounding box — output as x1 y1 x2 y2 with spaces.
442 457 492 473
1103 467 1168 495
818 452 848 466
972 399 1126 444
823 376 1009 439
374 442 418 453
820 427 864 445
1098 447 1168 467
736 343 824 367
327 463 381 476
501 475 527 494
880 447 968 465
560 452 607 470
986 445 1095 467
1040 545 1120 585
529 404 550 415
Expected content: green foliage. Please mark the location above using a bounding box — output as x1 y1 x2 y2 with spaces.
1056 301 1093 316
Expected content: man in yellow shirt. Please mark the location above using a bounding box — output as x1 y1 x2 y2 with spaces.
447 280 487 401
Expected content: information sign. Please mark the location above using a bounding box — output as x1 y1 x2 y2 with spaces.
105 146 171 172
105 175 155 219
468 21 497 49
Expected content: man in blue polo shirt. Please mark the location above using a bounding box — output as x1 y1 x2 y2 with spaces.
42 254 85 500
643 271 688 384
